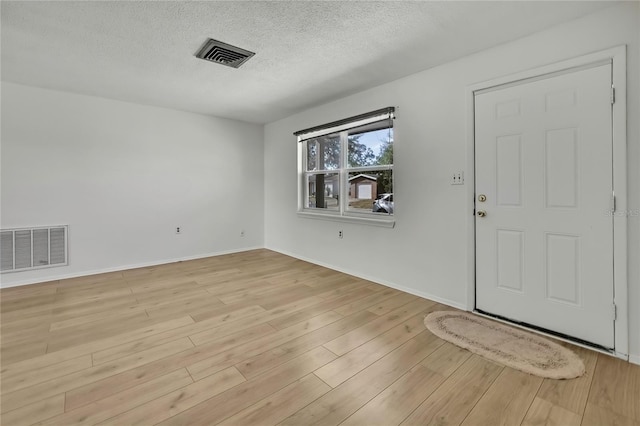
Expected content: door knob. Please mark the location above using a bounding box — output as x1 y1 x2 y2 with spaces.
477 210 487 217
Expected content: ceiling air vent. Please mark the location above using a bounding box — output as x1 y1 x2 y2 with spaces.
195 38 255 69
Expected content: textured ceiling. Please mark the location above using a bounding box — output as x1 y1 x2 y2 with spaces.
1 1 615 124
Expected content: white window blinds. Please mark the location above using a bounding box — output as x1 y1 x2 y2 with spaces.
294 107 395 142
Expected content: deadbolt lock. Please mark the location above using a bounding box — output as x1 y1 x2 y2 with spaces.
478 194 487 202
477 210 487 217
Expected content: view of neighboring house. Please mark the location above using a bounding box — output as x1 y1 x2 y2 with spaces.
349 174 377 200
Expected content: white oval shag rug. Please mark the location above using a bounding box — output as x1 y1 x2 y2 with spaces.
424 311 585 379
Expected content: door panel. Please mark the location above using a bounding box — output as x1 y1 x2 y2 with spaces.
496 229 524 292
475 63 614 348
545 128 578 208
545 233 580 305
496 135 523 206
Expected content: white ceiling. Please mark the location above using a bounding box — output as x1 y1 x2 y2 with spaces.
1 1 615 124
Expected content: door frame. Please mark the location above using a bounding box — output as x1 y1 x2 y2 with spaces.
465 46 628 359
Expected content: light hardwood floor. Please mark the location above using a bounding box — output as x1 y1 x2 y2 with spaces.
1 249 638 426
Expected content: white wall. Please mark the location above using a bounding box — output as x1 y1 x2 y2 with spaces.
1 83 264 286
264 3 640 359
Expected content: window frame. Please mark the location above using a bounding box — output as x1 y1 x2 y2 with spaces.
296 108 395 227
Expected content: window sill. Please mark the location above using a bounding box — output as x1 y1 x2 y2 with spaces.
297 211 395 228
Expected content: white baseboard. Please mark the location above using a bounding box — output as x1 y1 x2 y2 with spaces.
268 246 467 311
630 354 640 366
0 246 264 288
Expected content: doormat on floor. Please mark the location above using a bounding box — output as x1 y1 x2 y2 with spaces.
424 311 585 379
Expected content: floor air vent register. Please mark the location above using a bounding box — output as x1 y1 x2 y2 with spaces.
1 226 68 272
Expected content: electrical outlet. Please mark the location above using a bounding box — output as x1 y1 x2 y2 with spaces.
451 171 465 185
176 227 182 234
338 230 343 239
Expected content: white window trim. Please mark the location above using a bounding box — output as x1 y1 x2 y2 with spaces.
296 110 395 228
297 210 395 228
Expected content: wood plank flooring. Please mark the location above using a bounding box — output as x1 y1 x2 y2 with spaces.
0 249 638 425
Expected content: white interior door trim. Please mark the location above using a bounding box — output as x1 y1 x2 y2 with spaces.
465 45 628 359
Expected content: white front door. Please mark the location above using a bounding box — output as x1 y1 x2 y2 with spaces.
474 63 614 348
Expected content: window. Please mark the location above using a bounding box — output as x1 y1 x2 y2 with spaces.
295 107 394 224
